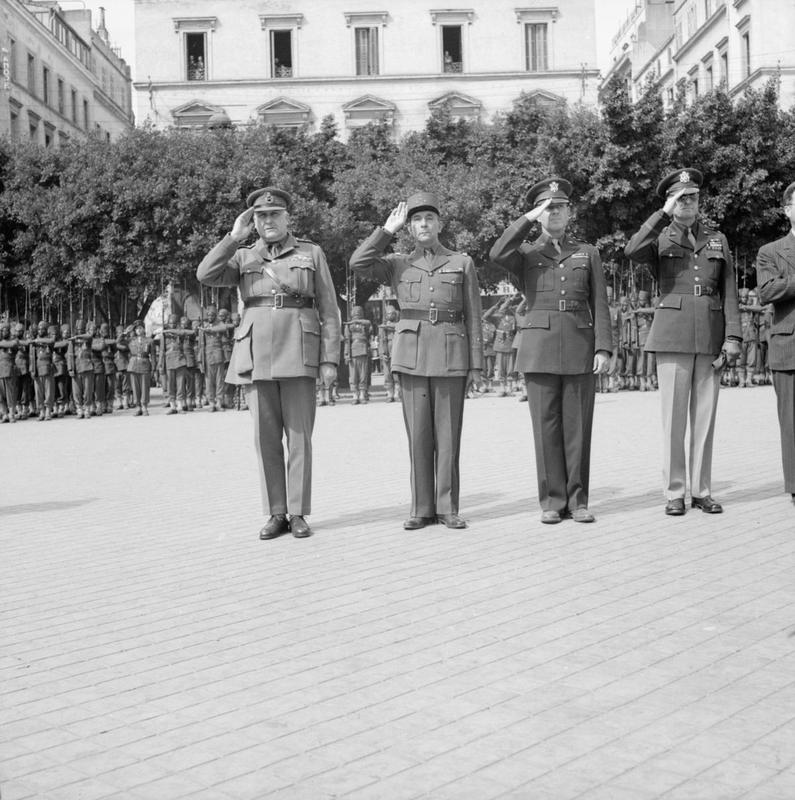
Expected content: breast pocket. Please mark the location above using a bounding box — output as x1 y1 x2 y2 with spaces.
440 270 464 304
528 263 555 292
288 258 316 295
241 266 265 296
704 253 725 281
397 268 423 303
571 265 590 291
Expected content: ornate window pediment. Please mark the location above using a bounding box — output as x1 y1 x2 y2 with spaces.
344 11 389 27
256 97 312 127
172 17 217 33
259 14 304 30
171 99 225 127
342 94 396 126
514 6 559 23
430 9 474 25
520 89 565 107
428 91 481 118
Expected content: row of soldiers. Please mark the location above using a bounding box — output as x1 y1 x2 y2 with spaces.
0 305 246 422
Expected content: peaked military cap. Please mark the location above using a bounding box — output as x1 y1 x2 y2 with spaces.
656 168 703 199
406 191 440 218
247 187 292 212
526 177 573 207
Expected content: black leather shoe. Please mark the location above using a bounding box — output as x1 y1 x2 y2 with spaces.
665 498 686 516
541 510 562 524
403 516 435 530
691 496 723 513
259 514 289 540
437 514 467 529
290 516 313 538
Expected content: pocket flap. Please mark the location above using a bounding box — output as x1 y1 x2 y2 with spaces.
657 295 683 310
525 311 550 329
300 315 320 336
772 321 795 336
234 317 254 341
396 318 421 333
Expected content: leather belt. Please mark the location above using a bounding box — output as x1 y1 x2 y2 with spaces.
533 300 587 312
244 294 315 309
667 286 715 297
400 308 464 325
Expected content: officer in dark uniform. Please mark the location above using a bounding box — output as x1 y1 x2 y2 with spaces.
756 180 795 504
378 306 400 402
625 168 741 515
197 187 341 540
344 306 372 404
350 191 484 530
490 177 611 524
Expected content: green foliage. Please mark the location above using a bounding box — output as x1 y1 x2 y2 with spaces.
1 76 794 319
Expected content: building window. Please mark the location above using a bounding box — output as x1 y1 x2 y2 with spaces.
666 87 675 106
741 32 750 78
355 27 379 75
721 51 728 84
44 123 55 148
691 78 698 97
71 88 78 122
686 4 697 36
9 103 20 140
42 66 50 106
8 38 17 82
27 53 35 94
705 64 713 91
28 111 39 142
57 77 64 114
184 32 206 80
271 30 293 77
441 26 463 73
83 99 89 130
525 23 548 71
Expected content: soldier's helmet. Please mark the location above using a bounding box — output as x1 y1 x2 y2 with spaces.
61 323 72 337
217 308 229 320
15 323 25 336
99 322 110 335
37 320 48 334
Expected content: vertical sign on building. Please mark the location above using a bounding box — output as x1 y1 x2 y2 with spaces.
2 46 10 90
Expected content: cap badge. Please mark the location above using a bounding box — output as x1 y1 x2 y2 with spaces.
264 192 274 204
549 181 559 193
679 171 690 184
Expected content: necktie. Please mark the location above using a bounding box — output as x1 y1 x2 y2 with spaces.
686 228 697 250
423 248 434 260
268 243 281 259
552 239 561 255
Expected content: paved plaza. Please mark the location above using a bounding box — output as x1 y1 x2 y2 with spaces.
1 384 794 800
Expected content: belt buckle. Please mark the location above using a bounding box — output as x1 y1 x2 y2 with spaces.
273 293 285 309
559 299 566 312
694 285 702 297
428 308 438 324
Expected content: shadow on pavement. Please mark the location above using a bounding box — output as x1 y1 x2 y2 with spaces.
0 498 97 517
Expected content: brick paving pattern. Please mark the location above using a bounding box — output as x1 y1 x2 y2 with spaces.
1 385 794 799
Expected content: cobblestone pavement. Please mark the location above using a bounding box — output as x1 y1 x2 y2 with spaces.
2 385 794 800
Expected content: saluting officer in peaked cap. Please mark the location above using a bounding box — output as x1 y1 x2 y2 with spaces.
247 187 292 213
525 177 573 208
405 192 441 219
656 168 703 200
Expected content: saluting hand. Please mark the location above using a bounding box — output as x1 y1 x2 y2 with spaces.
384 202 408 235
523 197 552 223
662 188 687 217
231 207 255 242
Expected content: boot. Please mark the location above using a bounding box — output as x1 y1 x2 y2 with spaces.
166 402 178 415
142 405 149 416
134 406 142 417
352 389 360 405
362 390 369 404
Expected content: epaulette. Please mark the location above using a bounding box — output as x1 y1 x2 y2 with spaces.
296 237 317 246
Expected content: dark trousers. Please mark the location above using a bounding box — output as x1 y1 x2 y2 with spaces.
34 375 55 410
0 376 18 412
93 371 106 406
399 373 467 517
115 371 130 400
350 355 370 392
72 371 94 408
55 374 70 405
525 372 596 513
205 362 225 403
772 370 795 493
246 377 316 516
166 365 187 405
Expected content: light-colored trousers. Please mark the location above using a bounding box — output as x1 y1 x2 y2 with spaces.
656 352 721 500
247 377 316 516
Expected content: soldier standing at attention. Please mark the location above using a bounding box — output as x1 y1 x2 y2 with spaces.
71 320 95 419
480 306 497 392
344 305 372 404
30 320 56 420
625 169 741 516
197 187 340 540
0 322 19 422
200 305 227 412
492 296 518 397
128 320 153 416
490 177 611 524
180 316 198 411
350 192 483 530
755 180 795 505
635 290 657 391
160 313 188 414
378 306 400 402
217 307 236 410
114 325 131 409
98 323 116 414
14 323 32 419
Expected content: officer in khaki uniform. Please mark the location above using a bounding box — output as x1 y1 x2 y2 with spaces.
490 178 611 524
197 187 340 540
755 179 795 504
625 168 741 515
350 192 483 530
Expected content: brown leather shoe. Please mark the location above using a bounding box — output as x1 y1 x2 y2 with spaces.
572 508 595 523
665 498 686 516
437 514 467 529
541 510 562 524
259 514 289 540
691 496 723 513
403 516 435 530
290 515 313 538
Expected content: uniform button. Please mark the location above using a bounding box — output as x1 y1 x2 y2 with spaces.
429 287 434 292
430 302 436 307
694 265 699 270
694 276 700 282
271 289 276 294
560 276 566 282
560 290 566 296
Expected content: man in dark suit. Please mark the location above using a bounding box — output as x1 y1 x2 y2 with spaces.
350 192 483 530
490 178 611 524
756 180 795 505
198 188 341 540
625 169 741 516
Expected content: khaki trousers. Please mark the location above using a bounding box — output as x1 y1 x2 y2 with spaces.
246 377 316 516
656 352 720 499
399 374 467 517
